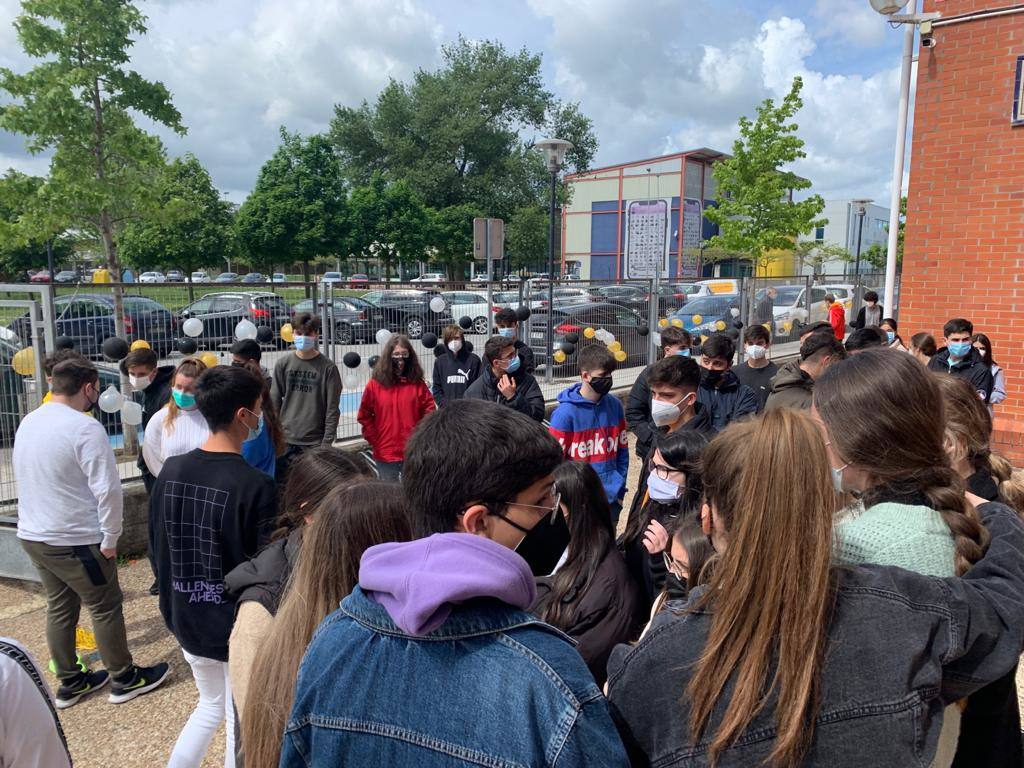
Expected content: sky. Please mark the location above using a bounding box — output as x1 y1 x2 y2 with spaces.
0 0 913 209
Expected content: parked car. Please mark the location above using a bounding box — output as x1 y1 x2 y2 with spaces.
530 287 597 307
818 283 855 313
668 293 742 337
165 269 185 282
528 302 647 371
291 297 385 344
321 272 344 285
594 284 688 314
410 272 445 283
440 291 496 335
241 272 264 283
267 273 287 283
29 270 51 283
492 290 545 311
191 271 211 283
348 273 370 289
139 271 166 283
471 274 492 283
9 293 178 357
754 284 829 338
179 291 293 346
53 270 79 283
693 278 741 297
215 272 239 283
360 289 453 339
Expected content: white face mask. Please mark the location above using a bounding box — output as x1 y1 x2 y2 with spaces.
651 395 690 427
447 339 463 354
746 344 767 360
129 373 152 390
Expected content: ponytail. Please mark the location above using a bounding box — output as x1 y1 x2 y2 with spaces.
918 466 989 575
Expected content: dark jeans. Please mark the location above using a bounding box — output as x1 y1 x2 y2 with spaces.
20 539 134 681
375 460 403 482
142 469 158 580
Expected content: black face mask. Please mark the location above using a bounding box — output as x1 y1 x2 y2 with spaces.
392 358 407 375
589 376 614 397
513 512 570 577
702 368 724 386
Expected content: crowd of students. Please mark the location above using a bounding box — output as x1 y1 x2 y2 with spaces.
5 303 1024 768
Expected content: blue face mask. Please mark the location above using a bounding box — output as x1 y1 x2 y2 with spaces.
886 331 895 344
172 388 196 410
948 341 972 359
293 335 315 352
674 349 691 358
506 354 521 373
497 327 516 339
243 410 264 443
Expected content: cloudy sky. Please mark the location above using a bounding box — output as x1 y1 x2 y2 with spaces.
0 0 912 208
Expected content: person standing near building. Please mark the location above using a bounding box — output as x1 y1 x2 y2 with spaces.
755 286 777 325
431 325 482 406
229 339 272 388
14 358 169 709
825 293 846 340
124 348 175 487
696 333 758 432
142 358 210 480
972 332 1006 414
852 290 883 330
271 313 343 471
357 335 436 482
765 332 846 412
464 335 545 422
733 325 777 413
626 326 692 461
494 307 535 374
928 318 994 403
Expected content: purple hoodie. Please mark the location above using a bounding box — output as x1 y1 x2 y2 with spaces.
359 533 537 636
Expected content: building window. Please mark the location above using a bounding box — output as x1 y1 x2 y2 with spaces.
1014 55 1024 126
814 226 825 242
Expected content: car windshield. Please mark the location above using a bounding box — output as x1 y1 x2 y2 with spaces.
757 285 803 305
677 295 737 316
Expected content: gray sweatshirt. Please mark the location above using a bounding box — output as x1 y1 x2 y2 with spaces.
271 353 343 446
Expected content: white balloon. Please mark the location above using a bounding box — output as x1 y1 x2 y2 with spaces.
375 328 392 345
343 372 359 390
652 332 662 346
235 319 258 341
729 307 740 318
121 400 143 426
603 331 616 344
429 296 446 313
98 385 124 414
595 329 609 343
183 317 204 338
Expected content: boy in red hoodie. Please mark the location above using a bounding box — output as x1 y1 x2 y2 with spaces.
825 294 846 340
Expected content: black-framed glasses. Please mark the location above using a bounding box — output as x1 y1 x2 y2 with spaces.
663 551 688 580
647 457 678 481
489 492 562 534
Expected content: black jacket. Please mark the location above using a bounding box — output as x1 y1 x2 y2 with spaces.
851 304 884 330
928 347 994 403
532 542 645 686
696 370 759 432
625 366 656 460
430 349 482 406
514 339 535 375
464 364 545 422
224 527 303 617
138 365 175 474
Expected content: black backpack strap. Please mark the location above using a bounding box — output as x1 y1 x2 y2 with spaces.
0 639 73 765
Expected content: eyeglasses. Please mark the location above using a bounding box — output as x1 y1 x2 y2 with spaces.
391 354 410 360
495 356 516 368
488 491 562 534
647 457 679 481
663 551 688 580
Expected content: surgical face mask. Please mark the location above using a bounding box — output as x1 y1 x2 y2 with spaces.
648 471 681 502
975 346 987 358
948 341 972 359
447 339 463 354
505 354 521 374
588 375 613 397
651 395 690 427
129 373 153 390
831 463 849 494
293 335 315 352
673 348 691 358
886 331 895 344
745 344 767 360
172 388 196 410
243 409 264 443
497 327 516 339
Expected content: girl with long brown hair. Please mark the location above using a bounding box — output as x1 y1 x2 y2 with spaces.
356 334 436 481
240 481 412 768
606 408 1024 767
141 357 208 478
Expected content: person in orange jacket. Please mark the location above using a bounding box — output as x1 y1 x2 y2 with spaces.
825 293 846 340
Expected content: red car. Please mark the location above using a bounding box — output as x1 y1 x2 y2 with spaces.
348 273 370 289
29 270 52 283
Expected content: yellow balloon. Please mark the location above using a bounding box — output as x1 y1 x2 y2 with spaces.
12 347 35 376
657 318 669 328
614 349 628 363
671 318 683 328
715 320 727 331
130 339 150 351
553 350 567 363
692 314 703 325
700 335 708 344
199 352 219 369
762 323 772 332
782 320 793 333
608 341 622 353
280 323 295 343
583 327 596 339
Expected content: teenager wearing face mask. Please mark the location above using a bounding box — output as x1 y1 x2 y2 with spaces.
464 334 546 422
765 331 846 411
626 326 693 461
851 290 883 329
142 358 210 479
123 347 175 482
531 461 645 686
879 317 907 351
971 333 1006 415
150 365 277 768
494 307 535 374
237 359 287 479
696 333 758 432
271 313 343 475
430 324 482 406
357 334 436 482
928 318 994 403
732 324 776 413
549 344 629 521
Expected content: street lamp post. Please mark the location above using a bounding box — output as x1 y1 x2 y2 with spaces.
536 137 573 384
851 199 872 279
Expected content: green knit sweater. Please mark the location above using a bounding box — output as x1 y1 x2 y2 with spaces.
834 502 956 578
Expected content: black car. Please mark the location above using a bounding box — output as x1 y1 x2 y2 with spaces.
9 293 178 357
594 284 688 314
291 297 384 344
180 292 292 346
360 289 453 339
528 302 648 372
241 272 264 283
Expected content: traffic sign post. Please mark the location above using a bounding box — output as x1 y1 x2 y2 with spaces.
474 217 504 336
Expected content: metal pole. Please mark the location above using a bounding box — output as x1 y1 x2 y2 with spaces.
647 277 658 364
884 16 914 317
485 219 494 337
853 208 866 310
545 168 557 384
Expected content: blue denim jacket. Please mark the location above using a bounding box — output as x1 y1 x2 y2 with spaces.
281 587 629 767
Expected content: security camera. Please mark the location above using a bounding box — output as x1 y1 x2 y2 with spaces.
920 20 936 48
921 34 936 48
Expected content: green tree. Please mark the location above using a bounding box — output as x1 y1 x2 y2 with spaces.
347 174 430 280
704 77 825 272
0 0 185 336
119 154 233 300
792 240 850 274
506 204 547 271
236 129 349 290
329 38 597 221
427 203 483 279
0 170 76 278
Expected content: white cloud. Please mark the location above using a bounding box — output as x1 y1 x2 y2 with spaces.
813 0 889 48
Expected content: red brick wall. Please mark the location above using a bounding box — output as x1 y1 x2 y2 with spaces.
901 0 1024 464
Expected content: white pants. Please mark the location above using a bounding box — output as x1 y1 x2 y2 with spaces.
167 649 236 768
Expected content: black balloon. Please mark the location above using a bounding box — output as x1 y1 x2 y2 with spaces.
637 326 650 337
256 325 274 343
101 336 130 361
367 355 380 369
433 344 446 358
342 352 361 369
55 336 75 350
732 319 744 330
560 341 576 355
564 332 580 344
458 315 473 330
421 332 438 349
515 306 531 322
177 337 198 355
464 340 474 354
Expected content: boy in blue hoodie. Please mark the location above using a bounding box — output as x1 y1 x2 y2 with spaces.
283 399 629 767
549 344 629 521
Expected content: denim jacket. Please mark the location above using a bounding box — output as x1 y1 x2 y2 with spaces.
282 587 629 767
606 502 1024 767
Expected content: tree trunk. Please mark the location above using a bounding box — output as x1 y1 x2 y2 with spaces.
302 258 311 298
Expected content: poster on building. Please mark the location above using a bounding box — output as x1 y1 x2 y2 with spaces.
624 198 671 279
679 197 703 279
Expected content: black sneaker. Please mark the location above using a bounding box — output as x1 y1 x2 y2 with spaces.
55 669 109 709
148 581 159 596
108 663 170 704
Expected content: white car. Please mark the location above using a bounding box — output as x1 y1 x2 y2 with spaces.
411 272 445 283
758 284 830 337
267 273 287 284
441 291 497 334
139 271 166 283
493 290 545 311
191 271 211 283
321 271 344 285
818 283 855 313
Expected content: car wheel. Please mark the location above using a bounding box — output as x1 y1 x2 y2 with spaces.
472 316 489 335
335 323 354 345
406 316 424 339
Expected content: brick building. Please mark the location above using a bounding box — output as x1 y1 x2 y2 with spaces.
900 0 1024 462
